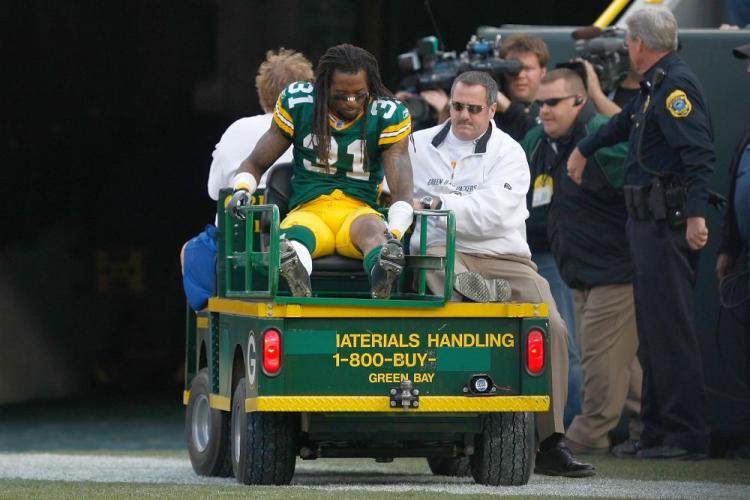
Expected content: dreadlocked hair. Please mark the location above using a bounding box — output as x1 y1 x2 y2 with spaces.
312 44 394 168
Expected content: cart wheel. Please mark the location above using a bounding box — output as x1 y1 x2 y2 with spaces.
426 456 471 476
231 377 297 485
470 412 534 486
185 368 232 477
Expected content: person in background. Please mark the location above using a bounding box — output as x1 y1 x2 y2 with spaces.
579 59 641 117
494 33 550 141
407 33 551 141
716 42 750 319
521 68 642 457
568 8 715 459
501 33 584 425
207 49 314 198
722 0 750 29
409 70 595 478
181 48 314 311
401 34 582 424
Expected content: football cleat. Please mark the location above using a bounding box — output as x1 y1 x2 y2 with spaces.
454 272 512 303
370 239 405 299
279 238 312 297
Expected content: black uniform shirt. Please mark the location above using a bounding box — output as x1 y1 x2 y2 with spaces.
525 104 632 288
495 100 540 141
578 52 716 217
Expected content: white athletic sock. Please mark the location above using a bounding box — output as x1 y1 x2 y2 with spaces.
290 240 313 275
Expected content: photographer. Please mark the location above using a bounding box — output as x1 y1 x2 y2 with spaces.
571 26 640 118
580 59 641 117
500 34 584 426
495 33 549 141
400 32 547 140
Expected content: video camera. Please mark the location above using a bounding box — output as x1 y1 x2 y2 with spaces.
397 34 522 123
573 27 630 94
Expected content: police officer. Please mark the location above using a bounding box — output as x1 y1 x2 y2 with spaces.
567 8 714 459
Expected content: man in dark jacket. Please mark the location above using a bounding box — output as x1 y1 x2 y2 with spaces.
716 43 750 392
716 43 750 290
567 9 715 459
520 68 642 455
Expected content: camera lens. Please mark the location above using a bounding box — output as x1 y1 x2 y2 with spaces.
403 96 431 123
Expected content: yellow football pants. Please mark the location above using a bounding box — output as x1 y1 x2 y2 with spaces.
280 189 382 259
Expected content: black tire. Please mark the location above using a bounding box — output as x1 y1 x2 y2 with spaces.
470 412 535 486
231 377 297 485
185 368 232 477
427 456 471 477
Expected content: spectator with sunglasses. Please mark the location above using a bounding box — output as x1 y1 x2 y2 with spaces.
409 70 595 478
520 68 642 457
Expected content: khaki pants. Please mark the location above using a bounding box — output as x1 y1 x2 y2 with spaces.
565 284 643 449
426 247 568 441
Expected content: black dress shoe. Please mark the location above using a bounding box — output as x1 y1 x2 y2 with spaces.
535 442 596 477
636 445 707 460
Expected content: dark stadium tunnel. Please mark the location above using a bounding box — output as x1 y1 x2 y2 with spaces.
1 0 611 404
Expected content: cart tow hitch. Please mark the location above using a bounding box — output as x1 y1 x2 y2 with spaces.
389 380 419 409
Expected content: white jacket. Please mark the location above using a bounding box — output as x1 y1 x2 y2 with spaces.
207 114 294 200
409 120 531 258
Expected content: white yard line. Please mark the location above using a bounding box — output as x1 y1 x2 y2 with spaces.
1 453 749 499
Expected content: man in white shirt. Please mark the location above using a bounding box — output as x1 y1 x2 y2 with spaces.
181 48 313 310
208 48 314 196
409 70 594 477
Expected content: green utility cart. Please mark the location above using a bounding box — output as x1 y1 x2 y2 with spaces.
183 169 550 487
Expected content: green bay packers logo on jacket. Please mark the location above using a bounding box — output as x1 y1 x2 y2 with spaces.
666 89 692 118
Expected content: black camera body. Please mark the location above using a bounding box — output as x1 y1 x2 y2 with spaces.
399 35 521 91
398 34 521 122
575 27 630 94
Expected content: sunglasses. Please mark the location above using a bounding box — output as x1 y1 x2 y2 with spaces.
450 101 486 114
331 92 369 102
535 95 579 107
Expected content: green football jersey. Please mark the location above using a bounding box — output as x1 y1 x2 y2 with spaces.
273 80 411 209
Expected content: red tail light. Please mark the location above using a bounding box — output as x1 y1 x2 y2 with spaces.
262 328 282 375
526 328 545 375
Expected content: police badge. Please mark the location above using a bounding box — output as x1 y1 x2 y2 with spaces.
666 89 692 118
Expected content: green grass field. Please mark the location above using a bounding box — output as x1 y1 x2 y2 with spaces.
1 453 749 499
1 396 749 499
